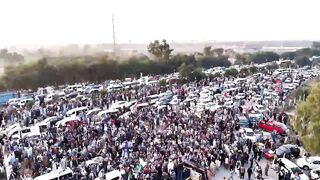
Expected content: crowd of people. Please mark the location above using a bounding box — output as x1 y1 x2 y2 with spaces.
0 69 309 180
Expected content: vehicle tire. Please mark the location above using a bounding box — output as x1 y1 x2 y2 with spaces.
303 166 309 170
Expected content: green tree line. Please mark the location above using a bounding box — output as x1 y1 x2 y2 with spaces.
1 40 320 90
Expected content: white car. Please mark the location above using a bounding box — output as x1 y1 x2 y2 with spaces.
279 158 309 180
110 100 136 110
310 167 320 180
224 101 234 108
169 97 180 105
284 78 292 83
252 95 262 102
285 84 296 90
235 93 246 100
297 156 320 170
239 128 257 142
253 105 268 114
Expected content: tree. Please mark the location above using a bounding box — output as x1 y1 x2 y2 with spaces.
266 62 279 71
249 66 258 74
159 79 167 87
294 82 320 154
281 52 297 60
295 56 311 67
239 68 249 77
203 46 224 57
312 42 320 49
199 56 231 68
170 54 196 68
280 61 292 69
234 53 252 65
296 48 312 57
210 72 222 79
224 68 238 77
100 90 107 98
212 48 224 57
0 49 8 56
189 68 205 81
294 85 310 101
0 49 24 63
203 46 214 57
251 52 280 64
178 63 196 79
147 39 173 63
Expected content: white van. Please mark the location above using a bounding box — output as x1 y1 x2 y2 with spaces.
34 167 73 180
279 158 309 180
65 107 88 117
8 125 41 141
147 94 160 105
44 93 56 102
86 108 102 117
4 123 21 136
105 170 124 180
97 109 119 119
7 98 20 105
107 84 123 92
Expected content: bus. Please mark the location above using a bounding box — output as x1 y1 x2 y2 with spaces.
0 91 16 105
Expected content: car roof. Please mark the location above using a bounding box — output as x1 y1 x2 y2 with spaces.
309 156 320 161
282 144 297 148
279 158 299 168
244 128 254 132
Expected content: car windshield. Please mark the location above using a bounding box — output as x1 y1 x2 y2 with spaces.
246 132 254 136
278 146 289 153
291 167 303 174
306 158 316 164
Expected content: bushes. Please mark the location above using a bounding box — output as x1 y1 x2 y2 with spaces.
198 56 231 69
294 82 320 154
0 56 175 90
224 68 239 77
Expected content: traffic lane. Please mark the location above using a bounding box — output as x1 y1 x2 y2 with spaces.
214 158 278 180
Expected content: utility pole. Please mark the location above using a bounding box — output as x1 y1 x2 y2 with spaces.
112 13 116 57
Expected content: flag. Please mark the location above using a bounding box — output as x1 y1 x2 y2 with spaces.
132 102 139 110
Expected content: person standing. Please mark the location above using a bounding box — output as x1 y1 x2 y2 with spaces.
265 162 270 176
240 166 245 179
294 172 301 180
229 170 234 180
249 155 254 168
247 167 253 180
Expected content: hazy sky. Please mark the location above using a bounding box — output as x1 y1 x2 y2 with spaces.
0 0 319 46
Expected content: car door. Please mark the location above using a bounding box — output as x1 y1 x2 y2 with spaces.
265 122 274 132
274 125 283 134
311 160 320 169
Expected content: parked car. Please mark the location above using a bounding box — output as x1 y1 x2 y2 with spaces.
253 104 269 114
248 113 262 125
239 128 257 142
297 156 320 170
279 158 309 180
276 144 300 159
258 120 288 135
237 115 250 126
